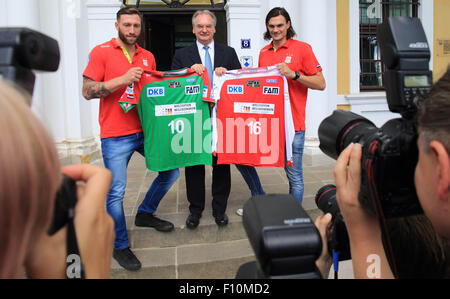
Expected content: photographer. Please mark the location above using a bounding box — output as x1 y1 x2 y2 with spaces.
333 69 450 279
0 80 115 278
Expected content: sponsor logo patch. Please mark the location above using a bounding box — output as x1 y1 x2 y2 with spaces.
147 87 165 97
185 85 201 95
263 86 280 95
247 80 260 87
227 85 244 94
168 81 181 88
234 102 275 115
266 79 278 83
155 103 197 117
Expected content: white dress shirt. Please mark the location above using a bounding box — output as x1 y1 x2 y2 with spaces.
196 40 215 67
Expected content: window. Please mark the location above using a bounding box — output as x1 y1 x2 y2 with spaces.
359 0 420 90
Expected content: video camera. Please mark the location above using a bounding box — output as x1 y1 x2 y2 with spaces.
0 28 82 277
316 17 432 262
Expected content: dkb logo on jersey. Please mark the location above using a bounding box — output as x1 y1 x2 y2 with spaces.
263 86 280 95
147 87 165 97
185 85 201 95
227 85 244 94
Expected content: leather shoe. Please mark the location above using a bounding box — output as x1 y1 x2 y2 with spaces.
135 212 174 232
186 213 201 229
113 247 141 271
214 213 229 227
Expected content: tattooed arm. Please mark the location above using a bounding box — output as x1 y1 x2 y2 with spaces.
82 77 112 100
82 67 144 100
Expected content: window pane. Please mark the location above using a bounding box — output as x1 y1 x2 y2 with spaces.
388 0 413 17
359 0 419 90
360 0 382 24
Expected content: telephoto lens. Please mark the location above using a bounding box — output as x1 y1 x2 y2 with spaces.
318 110 379 160
315 185 351 261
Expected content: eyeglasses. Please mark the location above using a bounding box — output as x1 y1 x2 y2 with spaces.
195 24 214 30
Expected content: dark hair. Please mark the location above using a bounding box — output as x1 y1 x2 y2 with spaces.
264 7 297 41
418 67 450 154
116 7 142 22
387 215 450 279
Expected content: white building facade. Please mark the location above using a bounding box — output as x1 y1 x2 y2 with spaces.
0 0 447 164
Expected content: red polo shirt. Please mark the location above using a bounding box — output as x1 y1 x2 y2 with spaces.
83 38 156 138
259 39 322 131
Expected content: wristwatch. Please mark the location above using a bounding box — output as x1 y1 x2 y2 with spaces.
292 71 301 81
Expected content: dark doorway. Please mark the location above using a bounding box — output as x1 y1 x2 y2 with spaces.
141 11 227 71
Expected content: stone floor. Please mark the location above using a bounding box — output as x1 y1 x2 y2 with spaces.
92 150 354 279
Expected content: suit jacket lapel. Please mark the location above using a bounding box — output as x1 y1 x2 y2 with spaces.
214 43 224 68
190 44 202 65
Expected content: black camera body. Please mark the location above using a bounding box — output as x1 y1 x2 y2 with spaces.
318 17 432 219
237 195 323 279
0 27 60 95
0 28 74 235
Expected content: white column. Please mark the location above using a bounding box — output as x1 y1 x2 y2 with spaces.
0 0 51 135
289 0 333 150
37 0 101 164
86 0 122 139
349 0 361 94
225 0 262 69
419 0 433 71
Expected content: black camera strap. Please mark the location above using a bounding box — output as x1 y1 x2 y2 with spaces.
65 208 86 279
364 140 399 279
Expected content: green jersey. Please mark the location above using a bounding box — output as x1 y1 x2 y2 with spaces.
120 68 214 171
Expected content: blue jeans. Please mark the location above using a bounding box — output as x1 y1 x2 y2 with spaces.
101 132 179 250
285 130 305 204
235 165 265 197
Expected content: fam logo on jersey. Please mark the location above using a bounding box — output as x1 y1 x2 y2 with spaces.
243 106 251 113
227 85 244 94
247 80 260 87
185 85 201 95
263 86 279 95
165 108 173 115
147 87 165 97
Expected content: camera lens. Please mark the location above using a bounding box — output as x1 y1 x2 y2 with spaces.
318 110 378 160
315 184 339 216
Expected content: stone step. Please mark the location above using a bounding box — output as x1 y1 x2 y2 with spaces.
111 208 324 279
129 213 248 249
110 239 256 279
125 207 323 250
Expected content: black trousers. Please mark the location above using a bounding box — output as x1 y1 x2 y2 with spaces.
185 156 231 216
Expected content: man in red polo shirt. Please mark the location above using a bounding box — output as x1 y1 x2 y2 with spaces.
82 7 179 271
259 7 326 205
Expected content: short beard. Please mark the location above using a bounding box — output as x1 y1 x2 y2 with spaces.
118 30 138 46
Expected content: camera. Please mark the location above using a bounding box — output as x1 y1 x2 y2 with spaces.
236 195 323 279
237 17 433 280
1 27 82 277
318 17 431 219
0 27 60 95
0 28 77 233
315 185 351 262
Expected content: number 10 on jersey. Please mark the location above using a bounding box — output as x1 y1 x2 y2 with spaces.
168 119 185 134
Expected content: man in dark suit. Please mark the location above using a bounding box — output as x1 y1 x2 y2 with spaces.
172 10 264 229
